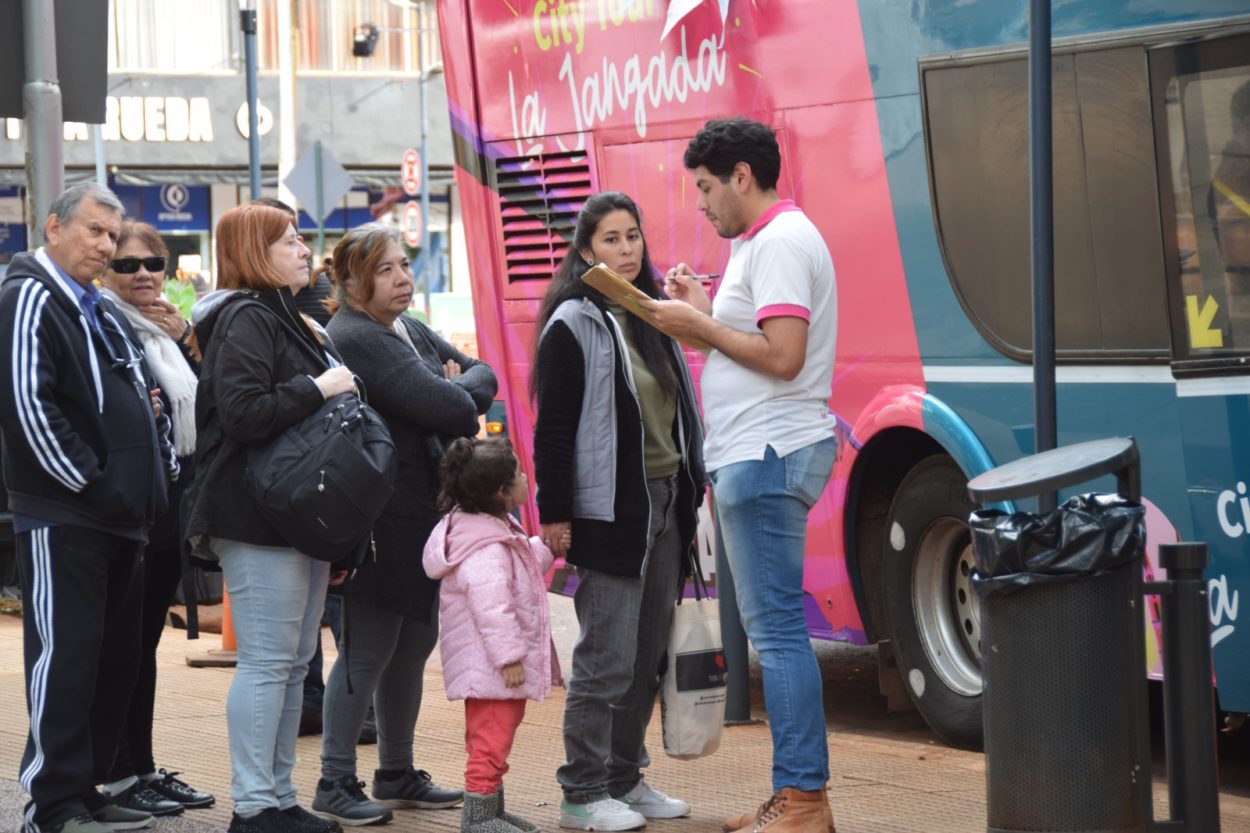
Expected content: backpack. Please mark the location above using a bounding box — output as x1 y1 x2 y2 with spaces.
217 296 398 563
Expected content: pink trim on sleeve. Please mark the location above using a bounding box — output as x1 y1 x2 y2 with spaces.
756 304 811 326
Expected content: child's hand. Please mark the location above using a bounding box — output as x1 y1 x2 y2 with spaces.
502 662 525 688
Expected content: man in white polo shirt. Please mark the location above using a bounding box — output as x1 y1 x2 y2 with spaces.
643 118 837 833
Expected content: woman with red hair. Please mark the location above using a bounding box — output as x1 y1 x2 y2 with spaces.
183 204 357 833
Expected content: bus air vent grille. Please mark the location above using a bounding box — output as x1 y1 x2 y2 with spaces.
493 150 593 282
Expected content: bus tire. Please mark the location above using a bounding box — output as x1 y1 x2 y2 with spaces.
882 455 984 750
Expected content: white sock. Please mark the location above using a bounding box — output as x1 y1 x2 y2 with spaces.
103 776 139 796
139 772 161 783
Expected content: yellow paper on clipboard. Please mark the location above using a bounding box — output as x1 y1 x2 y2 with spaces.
581 263 710 351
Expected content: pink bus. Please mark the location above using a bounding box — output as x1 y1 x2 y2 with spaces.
435 0 1250 748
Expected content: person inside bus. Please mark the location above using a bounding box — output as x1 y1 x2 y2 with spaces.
98 221 215 816
313 223 494 826
643 118 839 833
183 203 356 833
532 191 707 832
1212 79 1250 317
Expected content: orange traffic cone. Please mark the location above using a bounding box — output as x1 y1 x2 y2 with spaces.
220 585 237 652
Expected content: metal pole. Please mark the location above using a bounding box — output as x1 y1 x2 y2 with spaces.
241 2 261 200
1158 542 1221 832
314 139 325 258
1029 0 1057 512
418 0 432 319
276 0 297 209
22 0 64 245
92 124 106 186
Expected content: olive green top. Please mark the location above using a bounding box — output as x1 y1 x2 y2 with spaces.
609 304 681 479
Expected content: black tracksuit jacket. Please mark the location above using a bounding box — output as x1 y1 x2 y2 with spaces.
0 251 178 538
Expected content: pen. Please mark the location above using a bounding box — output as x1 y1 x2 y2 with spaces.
666 273 720 281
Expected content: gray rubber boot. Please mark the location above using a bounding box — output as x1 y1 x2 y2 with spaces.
461 791 524 833
497 786 539 833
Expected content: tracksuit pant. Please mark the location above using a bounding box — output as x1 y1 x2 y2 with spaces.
18 524 144 831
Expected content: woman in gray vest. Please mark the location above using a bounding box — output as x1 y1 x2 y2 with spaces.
531 191 707 832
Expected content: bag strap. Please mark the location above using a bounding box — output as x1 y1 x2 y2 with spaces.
210 294 371 404
681 544 710 603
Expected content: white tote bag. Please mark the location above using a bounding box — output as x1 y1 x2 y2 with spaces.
661 565 727 759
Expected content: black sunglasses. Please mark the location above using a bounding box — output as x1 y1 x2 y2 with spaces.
109 256 166 274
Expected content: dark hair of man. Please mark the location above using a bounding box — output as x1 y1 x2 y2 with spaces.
436 437 519 516
530 191 677 400
251 196 298 219
683 117 781 192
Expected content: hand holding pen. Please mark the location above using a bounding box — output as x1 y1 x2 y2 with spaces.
663 262 714 315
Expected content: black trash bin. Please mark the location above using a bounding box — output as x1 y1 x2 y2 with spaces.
967 437 1152 833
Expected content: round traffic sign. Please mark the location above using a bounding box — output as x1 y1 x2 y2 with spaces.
402 201 423 247
401 148 421 196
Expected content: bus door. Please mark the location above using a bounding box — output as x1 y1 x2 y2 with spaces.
1153 31 1250 713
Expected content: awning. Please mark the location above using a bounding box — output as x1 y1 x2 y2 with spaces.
0 165 456 189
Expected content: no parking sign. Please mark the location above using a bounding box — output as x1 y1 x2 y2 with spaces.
401 149 421 197
402 201 423 247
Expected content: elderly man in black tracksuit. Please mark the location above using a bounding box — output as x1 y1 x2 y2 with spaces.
0 183 178 833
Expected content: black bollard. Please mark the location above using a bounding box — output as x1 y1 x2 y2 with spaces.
1155 542 1221 833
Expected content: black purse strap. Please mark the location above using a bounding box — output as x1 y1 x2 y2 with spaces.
212 294 371 404
680 544 710 603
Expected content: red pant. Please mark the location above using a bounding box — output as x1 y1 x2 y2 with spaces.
464 698 527 794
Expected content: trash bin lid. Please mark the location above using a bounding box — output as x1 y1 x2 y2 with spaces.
967 437 1138 504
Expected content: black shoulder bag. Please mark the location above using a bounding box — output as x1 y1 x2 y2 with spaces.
218 297 398 563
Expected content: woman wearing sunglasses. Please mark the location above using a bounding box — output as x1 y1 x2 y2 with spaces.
97 222 216 816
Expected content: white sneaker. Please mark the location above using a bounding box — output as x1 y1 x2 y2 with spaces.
559 797 647 831
618 781 690 819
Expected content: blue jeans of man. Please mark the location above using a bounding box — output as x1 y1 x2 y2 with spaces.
710 437 837 793
215 539 329 817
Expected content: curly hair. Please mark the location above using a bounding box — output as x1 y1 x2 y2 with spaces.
436 437 520 517
683 117 781 191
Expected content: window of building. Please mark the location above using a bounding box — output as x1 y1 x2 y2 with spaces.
108 0 234 72
257 0 439 74
921 45 1170 361
107 1 439 75
1150 34 1250 367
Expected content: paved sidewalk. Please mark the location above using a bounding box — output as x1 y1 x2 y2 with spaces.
1 600 1249 833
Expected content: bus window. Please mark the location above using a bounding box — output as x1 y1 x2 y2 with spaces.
922 46 1170 361
1152 35 1250 363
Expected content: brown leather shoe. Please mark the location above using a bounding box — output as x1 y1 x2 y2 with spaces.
727 788 835 833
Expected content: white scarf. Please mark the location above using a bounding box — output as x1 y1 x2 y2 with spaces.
101 289 198 457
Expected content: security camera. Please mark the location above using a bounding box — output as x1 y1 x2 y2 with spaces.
353 24 379 57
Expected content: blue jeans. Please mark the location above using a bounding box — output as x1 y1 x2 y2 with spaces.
710 437 837 793
215 539 329 817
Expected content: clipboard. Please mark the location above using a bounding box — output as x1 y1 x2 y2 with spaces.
581 263 710 351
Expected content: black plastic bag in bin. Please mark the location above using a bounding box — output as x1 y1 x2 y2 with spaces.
969 493 1145 597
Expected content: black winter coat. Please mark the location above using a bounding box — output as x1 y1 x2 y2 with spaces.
184 288 340 552
533 295 706 578
0 252 178 538
326 306 496 622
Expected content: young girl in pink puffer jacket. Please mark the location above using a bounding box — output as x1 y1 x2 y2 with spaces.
424 437 562 833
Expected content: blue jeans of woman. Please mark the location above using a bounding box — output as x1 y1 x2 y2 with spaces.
710 437 837 793
215 539 329 817
557 476 683 803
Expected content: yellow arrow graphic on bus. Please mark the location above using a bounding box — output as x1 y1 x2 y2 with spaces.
1186 294 1224 349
